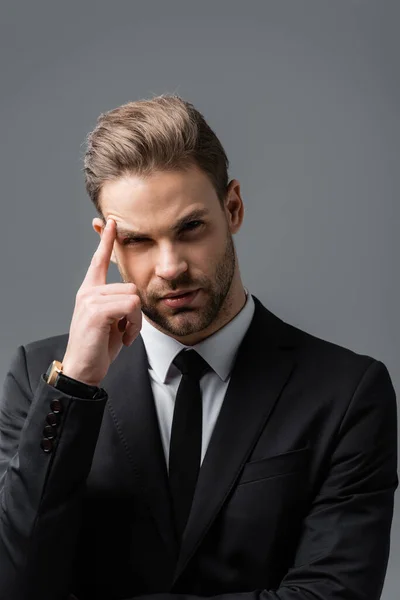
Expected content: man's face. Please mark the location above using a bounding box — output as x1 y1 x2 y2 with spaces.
96 164 242 341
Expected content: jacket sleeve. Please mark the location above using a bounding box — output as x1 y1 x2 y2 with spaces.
132 360 398 600
0 345 107 600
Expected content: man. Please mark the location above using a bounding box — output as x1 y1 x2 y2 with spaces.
0 94 397 600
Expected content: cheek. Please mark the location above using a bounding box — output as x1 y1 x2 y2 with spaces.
202 240 224 266
116 252 147 283
192 239 226 272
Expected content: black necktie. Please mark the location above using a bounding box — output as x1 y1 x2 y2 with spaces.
169 349 210 541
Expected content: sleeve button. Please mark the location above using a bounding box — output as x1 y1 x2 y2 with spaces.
50 399 63 414
46 412 59 427
41 438 53 453
43 424 55 439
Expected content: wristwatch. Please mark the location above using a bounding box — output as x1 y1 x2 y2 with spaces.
45 360 104 399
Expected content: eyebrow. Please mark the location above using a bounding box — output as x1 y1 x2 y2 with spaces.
115 208 210 240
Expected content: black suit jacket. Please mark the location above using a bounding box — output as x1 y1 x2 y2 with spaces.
0 296 397 600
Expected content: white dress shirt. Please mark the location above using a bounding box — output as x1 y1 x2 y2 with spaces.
139 288 255 468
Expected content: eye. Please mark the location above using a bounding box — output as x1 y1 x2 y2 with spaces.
181 220 204 233
122 237 149 246
121 221 205 246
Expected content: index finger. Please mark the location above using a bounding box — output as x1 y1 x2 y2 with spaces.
82 218 117 288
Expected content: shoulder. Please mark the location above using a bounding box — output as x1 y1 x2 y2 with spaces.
280 318 394 403
266 314 396 446
289 319 374 365
253 296 387 392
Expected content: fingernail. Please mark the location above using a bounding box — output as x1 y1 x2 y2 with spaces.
106 219 112 229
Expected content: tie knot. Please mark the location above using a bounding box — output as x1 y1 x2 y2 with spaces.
173 349 210 380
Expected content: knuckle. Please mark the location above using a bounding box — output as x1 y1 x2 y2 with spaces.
92 285 104 296
83 293 95 306
128 297 139 312
87 303 98 318
126 283 137 295
84 296 99 316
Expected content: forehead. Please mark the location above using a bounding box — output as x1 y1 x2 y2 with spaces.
99 165 218 216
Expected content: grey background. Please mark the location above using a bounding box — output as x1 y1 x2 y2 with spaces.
0 0 398 597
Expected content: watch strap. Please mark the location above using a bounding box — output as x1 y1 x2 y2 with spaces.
54 371 104 399
45 361 104 399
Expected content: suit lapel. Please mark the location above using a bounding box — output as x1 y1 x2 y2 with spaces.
173 297 297 584
102 335 178 561
100 296 298 579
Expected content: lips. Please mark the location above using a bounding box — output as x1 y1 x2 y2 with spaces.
163 289 197 299
161 289 200 308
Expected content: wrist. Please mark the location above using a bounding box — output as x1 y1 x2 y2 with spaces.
62 370 100 388
62 360 100 387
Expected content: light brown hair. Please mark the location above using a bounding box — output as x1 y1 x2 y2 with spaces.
83 94 229 219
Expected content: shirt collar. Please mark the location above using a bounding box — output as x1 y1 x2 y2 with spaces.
140 287 255 383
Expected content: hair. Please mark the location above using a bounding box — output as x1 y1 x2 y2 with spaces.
83 94 229 219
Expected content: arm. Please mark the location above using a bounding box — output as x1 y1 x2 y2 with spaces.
133 360 398 600
0 218 141 600
0 345 107 600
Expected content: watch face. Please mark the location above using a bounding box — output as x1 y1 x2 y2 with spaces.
46 361 62 385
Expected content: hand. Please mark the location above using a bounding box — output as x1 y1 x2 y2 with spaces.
61 218 142 386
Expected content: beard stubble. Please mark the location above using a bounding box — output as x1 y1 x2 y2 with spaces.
117 230 237 338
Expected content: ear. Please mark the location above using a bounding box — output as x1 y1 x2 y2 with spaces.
224 179 244 234
92 217 118 264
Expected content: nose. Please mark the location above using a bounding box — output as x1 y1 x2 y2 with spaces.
154 243 188 281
